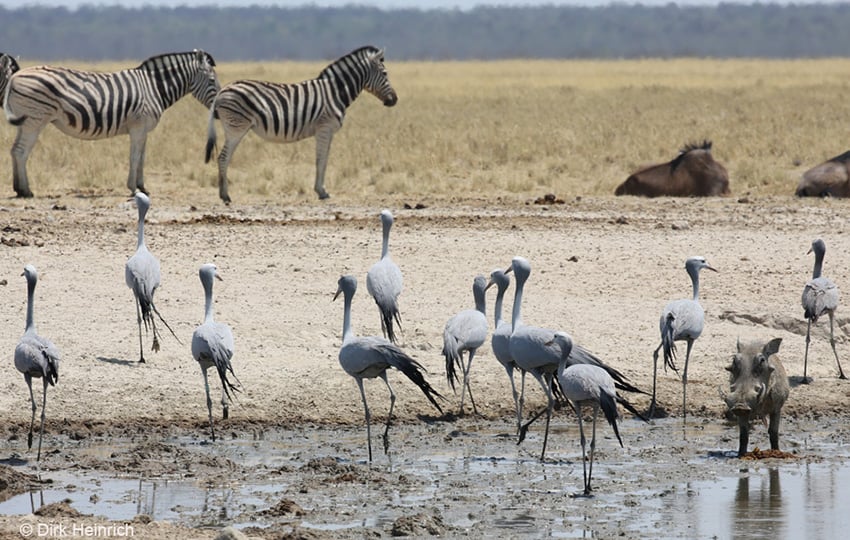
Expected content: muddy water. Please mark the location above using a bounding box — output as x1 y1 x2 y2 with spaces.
1 416 848 538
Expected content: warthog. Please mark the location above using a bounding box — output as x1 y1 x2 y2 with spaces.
721 338 789 458
795 150 850 197
615 140 731 197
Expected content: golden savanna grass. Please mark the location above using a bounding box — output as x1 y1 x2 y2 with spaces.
2 57 850 202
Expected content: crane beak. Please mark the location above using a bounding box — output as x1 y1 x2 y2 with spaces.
484 279 495 291
706 264 719 273
333 287 343 302
806 247 813 255
504 266 513 274
215 272 223 282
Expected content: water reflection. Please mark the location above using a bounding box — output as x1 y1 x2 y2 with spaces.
732 467 783 540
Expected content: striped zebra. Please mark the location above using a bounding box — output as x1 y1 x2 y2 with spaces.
0 53 20 107
4 50 219 198
205 45 398 202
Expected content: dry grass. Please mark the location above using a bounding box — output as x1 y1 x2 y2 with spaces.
3 57 850 202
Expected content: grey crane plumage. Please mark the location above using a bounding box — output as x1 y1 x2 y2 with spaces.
801 238 846 382
191 263 241 442
507 256 641 461
550 332 646 497
335 275 443 462
443 274 489 416
366 209 403 343
125 192 179 363
651 255 717 420
487 268 523 434
14 265 60 463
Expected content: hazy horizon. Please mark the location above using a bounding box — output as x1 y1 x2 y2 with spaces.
2 0 844 9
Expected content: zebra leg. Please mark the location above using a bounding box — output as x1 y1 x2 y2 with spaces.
11 124 43 198
128 130 148 195
313 127 335 200
217 129 249 204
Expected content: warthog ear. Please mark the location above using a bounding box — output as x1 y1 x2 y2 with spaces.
736 337 742 352
763 338 782 358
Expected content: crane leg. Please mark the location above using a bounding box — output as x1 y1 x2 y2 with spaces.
803 319 813 383
357 379 372 463
682 339 694 424
36 379 47 462
650 343 662 418
829 313 846 379
202 368 216 442
381 373 396 456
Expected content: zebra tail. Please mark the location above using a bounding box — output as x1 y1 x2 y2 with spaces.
599 390 624 448
204 104 217 163
661 313 679 373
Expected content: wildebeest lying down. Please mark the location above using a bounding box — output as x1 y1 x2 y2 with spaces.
615 140 731 197
795 150 850 197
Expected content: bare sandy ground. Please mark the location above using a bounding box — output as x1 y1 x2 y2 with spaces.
0 192 849 538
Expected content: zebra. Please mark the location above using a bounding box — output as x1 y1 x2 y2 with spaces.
4 50 220 198
0 53 21 107
205 45 398 202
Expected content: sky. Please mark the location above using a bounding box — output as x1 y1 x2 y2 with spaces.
2 0 845 8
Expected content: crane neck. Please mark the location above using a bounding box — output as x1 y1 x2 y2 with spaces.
203 279 215 324
689 267 701 301
25 277 36 333
473 285 486 315
494 286 506 328
136 207 147 249
342 290 354 340
511 276 526 333
812 251 825 280
380 223 391 260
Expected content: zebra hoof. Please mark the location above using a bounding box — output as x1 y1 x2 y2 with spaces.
15 191 33 199
318 192 331 200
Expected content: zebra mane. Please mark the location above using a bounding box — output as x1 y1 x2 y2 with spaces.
318 45 382 77
135 50 215 71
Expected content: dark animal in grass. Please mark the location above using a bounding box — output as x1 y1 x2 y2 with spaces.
795 150 850 197
615 141 730 197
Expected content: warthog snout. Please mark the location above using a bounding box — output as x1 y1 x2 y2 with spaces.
730 403 752 416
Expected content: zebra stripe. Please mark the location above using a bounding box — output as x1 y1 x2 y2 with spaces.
4 50 220 198
0 53 20 107
206 45 398 202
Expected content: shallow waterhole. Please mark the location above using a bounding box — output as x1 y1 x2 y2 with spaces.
0 417 847 537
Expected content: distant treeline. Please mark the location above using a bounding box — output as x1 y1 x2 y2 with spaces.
4 3 850 61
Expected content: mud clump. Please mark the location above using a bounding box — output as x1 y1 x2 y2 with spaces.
391 512 448 536
0 465 41 502
741 448 799 460
69 440 242 477
262 498 306 517
34 499 84 518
